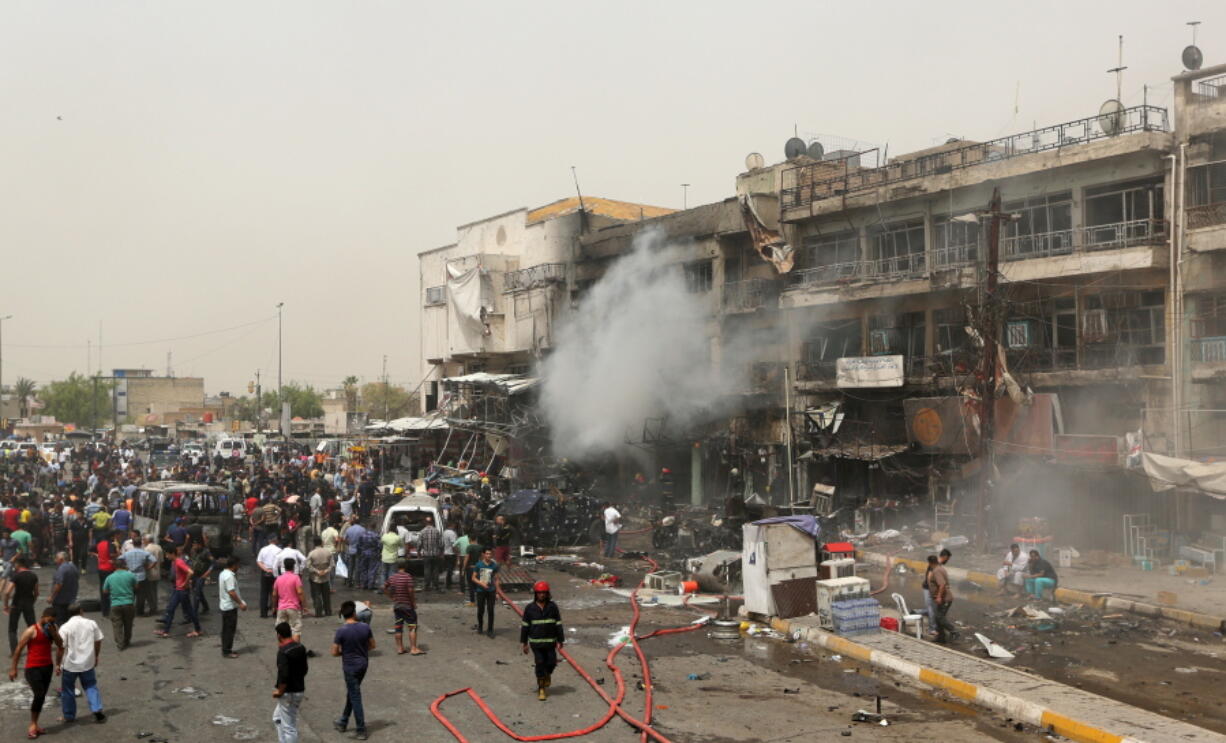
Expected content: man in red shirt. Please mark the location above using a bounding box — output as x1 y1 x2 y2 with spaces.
155 546 201 638
382 560 424 656
272 557 308 645
96 535 116 618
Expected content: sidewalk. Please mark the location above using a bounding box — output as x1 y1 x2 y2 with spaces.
860 550 1226 632
771 615 1226 743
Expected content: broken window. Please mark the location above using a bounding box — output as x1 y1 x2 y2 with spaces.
1084 178 1164 248
868 220 925 277
683 260 713 293
793 230 860 284
1187 161 1226 229
1082 290 1165 367
1003 297 1076 372
1191 293 1226 361
1003 191 1073 260
932 307 974 375
931 216 979 268
799 319 861 380
869 312 926 374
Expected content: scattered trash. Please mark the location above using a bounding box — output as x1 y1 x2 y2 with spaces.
495 660 509 665
136 734 154 740
841 730 852 737
211 715 240 726
1047 607 1064 615
975 633 1015 660
232 726 260 741
174 686 209 700
940 535 969 549
851 710 889 726
1174 667 1198 674
783 688 801 694
690 616 712 626
830 654 843 662
873 529 902 541
589 573 621 587
790 659 815 664
607 626 632 648
687 673 711 681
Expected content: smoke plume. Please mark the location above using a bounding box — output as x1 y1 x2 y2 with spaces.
540 228 734 459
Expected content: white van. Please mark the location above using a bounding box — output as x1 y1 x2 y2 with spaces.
213 438 248 461
380 494 443 564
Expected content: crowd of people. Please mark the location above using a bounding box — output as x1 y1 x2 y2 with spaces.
0 438 568 741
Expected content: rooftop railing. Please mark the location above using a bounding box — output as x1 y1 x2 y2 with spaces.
781 105 1170 210
1194 74 1226 102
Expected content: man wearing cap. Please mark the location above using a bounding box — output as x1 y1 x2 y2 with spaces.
521 581 564 701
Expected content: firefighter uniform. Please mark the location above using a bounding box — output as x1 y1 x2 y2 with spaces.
521 583 564 700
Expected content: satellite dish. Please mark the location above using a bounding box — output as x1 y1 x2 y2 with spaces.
1097 99 1124 136
745 152 765 170
784 137 807 159
1183 45 1204 71
806 141 825 159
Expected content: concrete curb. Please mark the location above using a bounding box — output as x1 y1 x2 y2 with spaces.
768 616 1147 743
859 551 1226 633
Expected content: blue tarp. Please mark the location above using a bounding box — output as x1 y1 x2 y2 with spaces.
750 515 820 540
498 489 544 517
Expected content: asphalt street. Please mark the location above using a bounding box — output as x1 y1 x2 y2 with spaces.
1 556 1038 742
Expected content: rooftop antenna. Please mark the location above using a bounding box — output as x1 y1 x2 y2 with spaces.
570 166 588 233
1183 21 1203 70
681 183 690 209
1107 34 1127 106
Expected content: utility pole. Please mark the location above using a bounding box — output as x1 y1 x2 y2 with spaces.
276 302 284 434
382 354 389 422
0 314 11 417
256 369 262 434
977 187 1005 552
92 374 99 436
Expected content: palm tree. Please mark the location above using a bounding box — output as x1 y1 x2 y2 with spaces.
13 377 36 418
342 375 359 411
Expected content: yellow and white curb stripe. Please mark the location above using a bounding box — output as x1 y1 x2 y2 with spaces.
769 616 1147 743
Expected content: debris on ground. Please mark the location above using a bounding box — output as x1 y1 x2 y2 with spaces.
211 715 240 726
686 672 711 680
974 633 1016 660
851 710 889 726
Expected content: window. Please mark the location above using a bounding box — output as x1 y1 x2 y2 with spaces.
933 307 968 353
797 231 859 271
931 216 979 267
1187 162 1226 207
507 364 530 376
801 319 862 376
683 261 713 293
425 285 446 305
1084 179 1164 248
1003 191 1073 259
869 220 925 276
1082 290 1165 366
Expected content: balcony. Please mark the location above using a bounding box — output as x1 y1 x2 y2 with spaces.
503 262 566 293
1188 203 1226 230
782 105 1170 211
1191 337 1226 363
1193 74 1226 103
722 278 781 312
1082 218 1167 250
788 262 861 287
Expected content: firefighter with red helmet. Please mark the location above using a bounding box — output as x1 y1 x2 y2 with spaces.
520 580 564 700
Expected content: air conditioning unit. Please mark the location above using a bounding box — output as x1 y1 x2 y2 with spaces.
1082 309 1109 343
425 285 446 305
1006 320 1039 349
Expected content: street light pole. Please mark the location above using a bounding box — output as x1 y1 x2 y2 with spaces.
0 315 12 420
276 302 284 435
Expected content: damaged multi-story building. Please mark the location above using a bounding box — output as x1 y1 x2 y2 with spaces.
416 59 1226 555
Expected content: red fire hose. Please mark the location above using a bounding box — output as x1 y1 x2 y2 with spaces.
429 554 707 742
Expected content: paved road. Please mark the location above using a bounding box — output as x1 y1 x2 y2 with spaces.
2 556 1037 742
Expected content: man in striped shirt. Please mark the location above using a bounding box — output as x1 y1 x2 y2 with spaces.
381 560 424 656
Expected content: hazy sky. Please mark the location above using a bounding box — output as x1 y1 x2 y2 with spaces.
3 1 1222 396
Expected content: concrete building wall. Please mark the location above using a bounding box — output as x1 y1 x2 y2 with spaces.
124 377 204 422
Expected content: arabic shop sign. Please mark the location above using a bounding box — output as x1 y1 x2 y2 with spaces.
835 355 904 388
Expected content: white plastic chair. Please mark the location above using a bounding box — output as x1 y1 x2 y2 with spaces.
892 592 926 639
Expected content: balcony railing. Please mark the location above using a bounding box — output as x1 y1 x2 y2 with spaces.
796 359 838 382
503 262 566 292
1002 229 1075 261
931 245 977 270
866 252 926 278
781 105 1170 210
788 262 861 286
1191 337 1226 362
1194 74 1226 103
1187 202 1226 230
1083 218 1167 250
723 278 781 311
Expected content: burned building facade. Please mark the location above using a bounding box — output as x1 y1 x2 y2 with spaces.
416 62 1226 554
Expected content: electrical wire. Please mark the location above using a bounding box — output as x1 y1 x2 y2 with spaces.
5 314 277 349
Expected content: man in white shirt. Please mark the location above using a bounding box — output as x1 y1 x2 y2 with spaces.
309 491 323 534
441 522 458 591
257 535 283 619
275 542 307 577
602 502 622 559
320 522 340 556
58 603 107 723
996 543 1029 595
218 556 247 658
